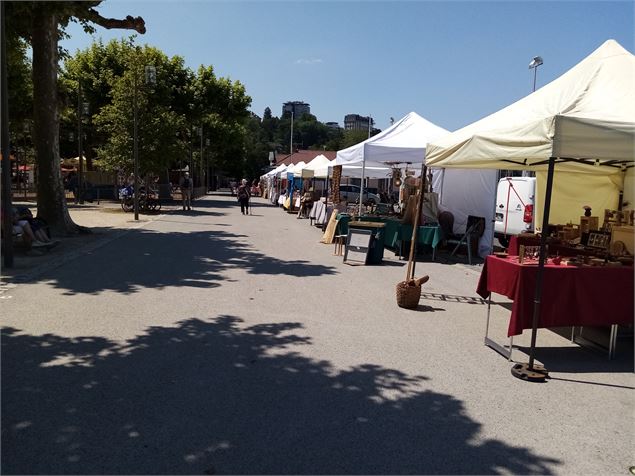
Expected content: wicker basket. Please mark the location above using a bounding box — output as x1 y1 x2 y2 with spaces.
395 280 421 309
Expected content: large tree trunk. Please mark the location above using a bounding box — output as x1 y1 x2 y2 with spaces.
32 6 81 235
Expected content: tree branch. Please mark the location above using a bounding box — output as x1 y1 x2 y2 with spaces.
81 9 146 34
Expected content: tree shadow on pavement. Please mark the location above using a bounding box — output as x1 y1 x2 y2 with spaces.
21 227 337 295
1 317 561 475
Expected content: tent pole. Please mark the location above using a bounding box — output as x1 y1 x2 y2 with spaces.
511 156 555 382
358 145 367 217
489 171 499 256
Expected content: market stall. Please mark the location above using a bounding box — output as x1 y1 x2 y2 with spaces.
334 111 497 257
425 39 635 379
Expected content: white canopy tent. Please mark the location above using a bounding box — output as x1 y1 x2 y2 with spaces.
424 39 635 379
336 112 498 256
269 164 287 176
426 39 635 226
302 154 332 178
292 161 309 178
335 111 449 168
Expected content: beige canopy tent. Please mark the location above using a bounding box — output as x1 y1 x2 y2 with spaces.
425 39 635 381
426 39 635 226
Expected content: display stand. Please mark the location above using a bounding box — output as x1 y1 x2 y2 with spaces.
344 228 373 265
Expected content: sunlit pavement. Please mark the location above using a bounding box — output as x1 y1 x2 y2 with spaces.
1 194 633 475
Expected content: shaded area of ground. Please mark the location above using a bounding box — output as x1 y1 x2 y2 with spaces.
2 317 560 474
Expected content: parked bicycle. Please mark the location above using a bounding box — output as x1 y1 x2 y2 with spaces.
119 186 161 213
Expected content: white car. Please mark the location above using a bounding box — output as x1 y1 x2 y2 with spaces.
338 185 382 204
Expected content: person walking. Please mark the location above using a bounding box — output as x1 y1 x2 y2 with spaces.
237 178 251 215
180 172 193 210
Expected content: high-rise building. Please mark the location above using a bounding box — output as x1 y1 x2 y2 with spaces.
325 122 340 129
282 101 311 118
344 114 373 131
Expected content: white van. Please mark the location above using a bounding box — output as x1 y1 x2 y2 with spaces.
494 177 536 247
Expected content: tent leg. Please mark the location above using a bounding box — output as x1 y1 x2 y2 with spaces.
511 157 555 383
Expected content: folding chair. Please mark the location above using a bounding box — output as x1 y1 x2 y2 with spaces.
448 215 485 265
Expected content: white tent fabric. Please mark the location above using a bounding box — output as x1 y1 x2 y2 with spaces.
430 168 498 257
426 39 635 173
292 161 308 178
280 164 294 178
272 164 287 175
302 154 332 178
425 39 635 227
341 165 392 179
335 111 450 167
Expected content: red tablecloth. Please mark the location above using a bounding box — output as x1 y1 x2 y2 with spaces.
477 256 634 337
508 235 596 257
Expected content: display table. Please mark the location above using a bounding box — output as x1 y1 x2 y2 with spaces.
395 224 443 260
336 214 441 259
477 255 634 337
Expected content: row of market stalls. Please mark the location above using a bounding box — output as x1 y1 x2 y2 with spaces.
259 38 633 380
260 39 634 261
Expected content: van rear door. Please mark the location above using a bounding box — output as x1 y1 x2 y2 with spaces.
494 177 536 236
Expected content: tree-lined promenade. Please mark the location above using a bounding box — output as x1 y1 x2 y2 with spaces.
3 0 377 238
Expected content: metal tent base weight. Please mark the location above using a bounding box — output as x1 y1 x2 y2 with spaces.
511 362 549 382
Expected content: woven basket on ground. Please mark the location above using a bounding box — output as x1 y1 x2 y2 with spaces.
395 280 422 309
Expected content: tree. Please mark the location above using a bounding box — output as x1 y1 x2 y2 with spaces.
5 1 145 234
194 66 252 178
91 40 191 177
340 129 372 149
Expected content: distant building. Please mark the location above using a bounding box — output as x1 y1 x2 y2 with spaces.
344 114 373 131
325 122 340 129
282 101 311 118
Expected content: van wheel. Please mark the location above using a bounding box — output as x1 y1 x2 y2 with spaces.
498 235 510 248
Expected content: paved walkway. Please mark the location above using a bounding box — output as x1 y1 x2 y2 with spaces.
1 199 182 284
1 194 633 475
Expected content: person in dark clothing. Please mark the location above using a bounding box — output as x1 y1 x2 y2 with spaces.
237 178 251 215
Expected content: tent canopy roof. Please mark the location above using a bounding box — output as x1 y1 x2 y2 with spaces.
335 111 449 167
426 39 635 174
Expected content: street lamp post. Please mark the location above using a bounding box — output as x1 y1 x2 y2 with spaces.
23 121 29 199
198 126 203 193
358 114 372 216
205 137 210 192
529 56 543 92
77 84 89 204
290 110 294 155
132 59 156 221
525 56 543 179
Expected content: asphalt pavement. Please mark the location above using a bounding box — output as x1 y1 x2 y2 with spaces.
1 194 633 475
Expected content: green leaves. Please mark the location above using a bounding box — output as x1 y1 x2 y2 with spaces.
59 38 253 177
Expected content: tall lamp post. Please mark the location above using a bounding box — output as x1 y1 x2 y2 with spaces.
77 85 89 204
132 60 156 220
290 110 294 155
205 137 210 192
525 56 543 179
198 126 203 193
529 56 543 92
358 114 372 216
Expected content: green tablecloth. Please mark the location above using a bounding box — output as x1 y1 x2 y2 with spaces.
336 214 442 250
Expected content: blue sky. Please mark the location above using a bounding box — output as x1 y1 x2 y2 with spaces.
60 0 635 132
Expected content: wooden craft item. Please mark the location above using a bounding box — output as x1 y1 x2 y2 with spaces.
320 209 340 244
518 245 525 263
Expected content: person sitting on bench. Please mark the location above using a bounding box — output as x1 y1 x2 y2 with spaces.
14 207 55 246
